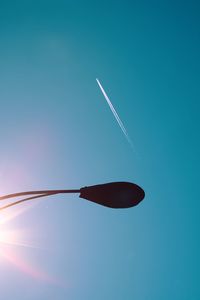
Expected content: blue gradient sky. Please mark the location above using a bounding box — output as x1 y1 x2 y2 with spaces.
0 1 199 299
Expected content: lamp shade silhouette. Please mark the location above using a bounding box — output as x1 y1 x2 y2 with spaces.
80 182 145 208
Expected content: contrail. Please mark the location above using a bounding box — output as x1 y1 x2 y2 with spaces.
96 78 134 149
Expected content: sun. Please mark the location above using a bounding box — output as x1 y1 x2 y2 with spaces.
0 228 18 246
0 209 24 245
0 208 55 283
0 208 35 257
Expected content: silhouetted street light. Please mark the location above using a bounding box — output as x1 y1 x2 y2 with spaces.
0 182 145 211
80 182 145 208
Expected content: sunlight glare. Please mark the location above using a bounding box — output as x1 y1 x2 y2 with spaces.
0 207 57 284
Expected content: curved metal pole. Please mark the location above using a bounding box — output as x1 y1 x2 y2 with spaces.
0 189 80 201
0 193 55 211
0 190 81 211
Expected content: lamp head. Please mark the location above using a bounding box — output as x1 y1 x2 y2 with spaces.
79 182 145 209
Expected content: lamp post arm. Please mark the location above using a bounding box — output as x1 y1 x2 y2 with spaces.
0 189 80 201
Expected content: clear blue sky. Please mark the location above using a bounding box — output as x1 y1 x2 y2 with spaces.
0 0 199 299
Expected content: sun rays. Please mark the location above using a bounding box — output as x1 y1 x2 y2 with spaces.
0 207 57 284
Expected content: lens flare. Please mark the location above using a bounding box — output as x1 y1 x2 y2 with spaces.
0 208 57 284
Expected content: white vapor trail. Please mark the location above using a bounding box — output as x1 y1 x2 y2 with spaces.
96 78 134 149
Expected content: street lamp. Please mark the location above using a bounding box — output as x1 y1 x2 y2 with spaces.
0 182 145 211
80 182 145 208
